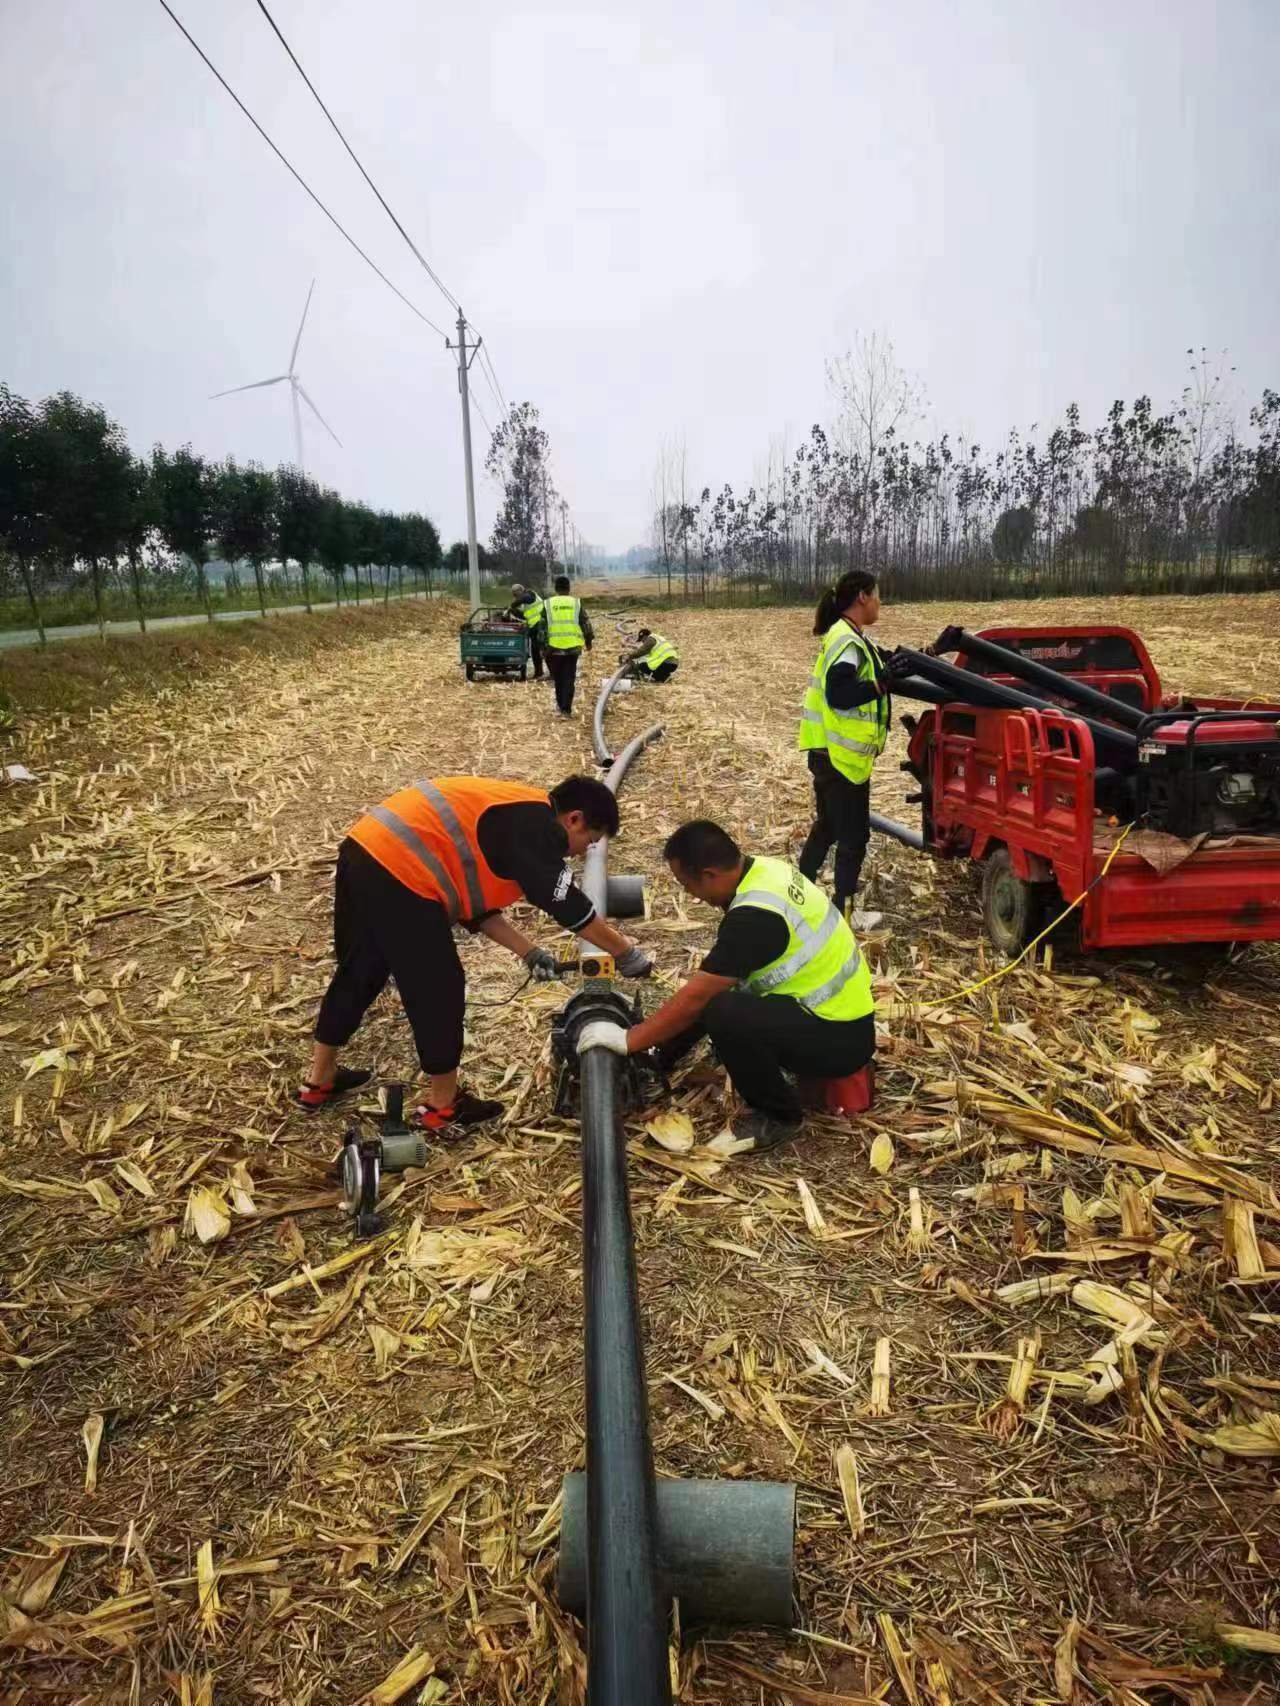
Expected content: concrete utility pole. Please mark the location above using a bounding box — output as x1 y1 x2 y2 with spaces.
541 464 552 594
560 498 570 573
447 308 483 609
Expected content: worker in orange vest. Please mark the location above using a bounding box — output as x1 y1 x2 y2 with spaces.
298 775 653 1129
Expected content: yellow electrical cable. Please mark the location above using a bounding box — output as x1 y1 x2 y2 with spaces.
935 823 1135 1005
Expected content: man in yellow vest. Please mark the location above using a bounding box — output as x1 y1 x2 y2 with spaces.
577 819 875 1152
538 573 594 716
507 582 546 680
622 627 679 683
797 570 892 915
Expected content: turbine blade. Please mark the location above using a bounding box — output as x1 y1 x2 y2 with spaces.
296 382 342 447
289 279 316 375
210 375 290 398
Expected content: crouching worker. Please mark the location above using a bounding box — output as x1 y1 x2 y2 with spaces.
577 820 874 1153
622 628 679 683
299 775 653 1130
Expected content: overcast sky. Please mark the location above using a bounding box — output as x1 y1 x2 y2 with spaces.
3 0 1277 554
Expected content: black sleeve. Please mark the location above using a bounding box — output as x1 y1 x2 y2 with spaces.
701 906 790 980
580 603 593 646
475 802 596 931
826 660 884 709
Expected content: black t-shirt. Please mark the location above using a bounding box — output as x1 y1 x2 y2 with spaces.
472 800 596 932
699 860 790 980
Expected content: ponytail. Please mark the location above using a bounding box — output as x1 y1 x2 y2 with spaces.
813 569 878 635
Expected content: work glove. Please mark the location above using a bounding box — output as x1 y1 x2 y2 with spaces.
523 947 561 982
882 648 914 681
615 945 654 979
577 1020 631 1056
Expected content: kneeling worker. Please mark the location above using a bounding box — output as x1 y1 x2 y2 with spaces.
622 627 679 683
299 775 653 1129
577 820 874 1152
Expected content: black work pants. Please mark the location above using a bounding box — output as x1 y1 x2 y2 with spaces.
659 991 874 1120
546 646 581 712
314 839 465 1075
798 754 871 909
528 632 544 679
648 659 678 683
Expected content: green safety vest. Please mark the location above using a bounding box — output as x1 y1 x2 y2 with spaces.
729 856 874 1023
545 595 584 650
520 594 544 630
641 632 678 671
797 618 889 783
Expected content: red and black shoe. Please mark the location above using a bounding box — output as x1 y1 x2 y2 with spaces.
293 1067 373 1113
415 1088 504 1132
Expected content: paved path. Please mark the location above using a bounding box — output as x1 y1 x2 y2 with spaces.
0 596 440 652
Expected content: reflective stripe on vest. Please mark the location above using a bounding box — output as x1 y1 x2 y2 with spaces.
642 633 677 670
545 595 583 649
797 619 888 782
521 595 544 630
350 777 548 919
728 855 873 1022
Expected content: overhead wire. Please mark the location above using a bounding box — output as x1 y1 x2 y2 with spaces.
252 0 513 421
155 0 448 340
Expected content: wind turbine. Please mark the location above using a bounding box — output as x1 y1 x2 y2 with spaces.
211 280 341 472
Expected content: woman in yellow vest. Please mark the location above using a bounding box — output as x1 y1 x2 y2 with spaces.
575 819 874 1153
797 569 891 915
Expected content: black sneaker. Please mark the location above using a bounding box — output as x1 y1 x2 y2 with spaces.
294 1066 373 1113
730 1107 804 1153
415 1088 504 1131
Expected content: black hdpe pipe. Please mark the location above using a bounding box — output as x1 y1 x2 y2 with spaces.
869 811 925 851
891 646 1139 765
576 698 671 1705
933 626 1148 733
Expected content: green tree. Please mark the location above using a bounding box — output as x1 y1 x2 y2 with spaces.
152 445 217 621
215 460 277 618
0 385 58 643
275 466 323 613
40 391 134 639
484 401 555 584
346 502 380 604
405 512 442 597
121 455 157 633
316 489 353 604
991 504 1035 565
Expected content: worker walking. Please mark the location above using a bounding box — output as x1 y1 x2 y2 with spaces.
622 627 679 683
576 820 874 1153
797 570 891 915
507 582 546 680
540 574 593 716
299 774 652 1130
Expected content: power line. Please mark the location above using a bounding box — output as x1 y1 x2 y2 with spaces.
251 0 513 425
253 0 461 313
155 0 448 340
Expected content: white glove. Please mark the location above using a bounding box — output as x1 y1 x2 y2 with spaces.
577 1020 630 1056
615 945 654 979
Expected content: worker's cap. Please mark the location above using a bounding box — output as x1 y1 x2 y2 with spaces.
510 582 526 596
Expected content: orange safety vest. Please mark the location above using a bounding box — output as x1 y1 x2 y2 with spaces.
349 776 550 920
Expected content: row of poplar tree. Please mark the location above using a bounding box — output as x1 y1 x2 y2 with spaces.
649 348 1280 603
0 385 444 640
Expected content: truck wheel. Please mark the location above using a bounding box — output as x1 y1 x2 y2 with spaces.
981 848 1041 957
465 662 476 682
521 661 529 680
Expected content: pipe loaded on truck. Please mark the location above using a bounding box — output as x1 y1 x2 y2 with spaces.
878 624 1280 955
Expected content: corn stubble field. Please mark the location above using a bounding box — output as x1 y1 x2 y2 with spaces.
2 593 1279 1706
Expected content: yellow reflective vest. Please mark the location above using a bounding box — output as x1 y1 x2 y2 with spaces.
545 595 584 650
641 632 678 671
519 593 544 630
797 618 889 783
729 856 873 1022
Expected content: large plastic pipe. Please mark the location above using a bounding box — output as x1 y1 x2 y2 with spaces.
574 708 671 1703
592 670 629 765
893 646 1139 764
869 811 925 851
559 1473 796 1628
934 626 1147 733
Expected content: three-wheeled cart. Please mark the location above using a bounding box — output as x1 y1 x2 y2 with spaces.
459 608 531 681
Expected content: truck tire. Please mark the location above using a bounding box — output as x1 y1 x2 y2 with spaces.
981 848 1042 957
465 662 476 682
521 660 529 680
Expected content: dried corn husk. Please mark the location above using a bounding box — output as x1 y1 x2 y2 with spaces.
869 1338 892 1416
